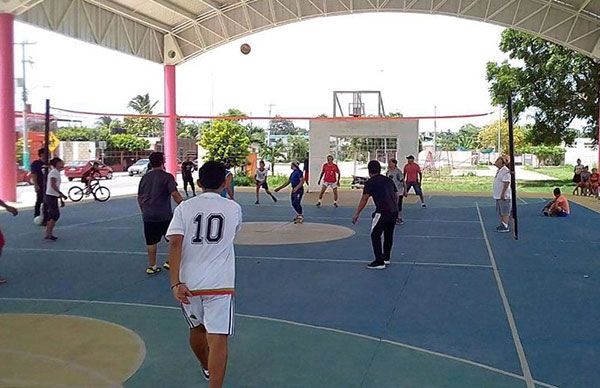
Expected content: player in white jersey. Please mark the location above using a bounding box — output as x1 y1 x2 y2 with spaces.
167 161 243 388
254 160 277 205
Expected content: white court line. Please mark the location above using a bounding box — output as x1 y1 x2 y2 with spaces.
518 197 528 205
252 215 480 224
0 297 558 388
4 247 492 269
476 203 535 388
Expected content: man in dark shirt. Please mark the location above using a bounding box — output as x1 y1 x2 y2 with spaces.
352 160 399 269
29 148 46 221
181 156 196 197
138 152 184 274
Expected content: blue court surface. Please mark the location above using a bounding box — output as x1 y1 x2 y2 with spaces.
0 192 598 387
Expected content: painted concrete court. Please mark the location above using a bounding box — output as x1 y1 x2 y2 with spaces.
0 191 598 387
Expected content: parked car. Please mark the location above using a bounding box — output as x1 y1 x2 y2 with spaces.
64 160 113 181
128 159 149 176
17 165 32 185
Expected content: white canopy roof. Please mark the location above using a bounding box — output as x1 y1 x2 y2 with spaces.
4 0 600 64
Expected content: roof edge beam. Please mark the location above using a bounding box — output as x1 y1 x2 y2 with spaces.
87 0 171 32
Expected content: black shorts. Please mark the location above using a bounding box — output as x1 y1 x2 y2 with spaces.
183 175 194 183
257 181 269 190
45 195 60 221
144 220 171 246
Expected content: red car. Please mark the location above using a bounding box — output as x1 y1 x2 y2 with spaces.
17 165 32 185
64 160 113 181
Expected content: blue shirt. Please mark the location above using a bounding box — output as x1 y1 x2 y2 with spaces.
221 170 235 198
290 169 303 188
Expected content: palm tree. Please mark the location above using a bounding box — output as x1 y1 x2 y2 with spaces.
261 141 285 175
95 116 113 128
127 93 158 114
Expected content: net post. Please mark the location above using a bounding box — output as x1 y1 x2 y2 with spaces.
507 95 518 240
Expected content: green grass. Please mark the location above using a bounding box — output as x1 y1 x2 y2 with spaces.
235 166 574 194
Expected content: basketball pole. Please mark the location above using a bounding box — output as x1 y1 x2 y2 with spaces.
507 95 519 240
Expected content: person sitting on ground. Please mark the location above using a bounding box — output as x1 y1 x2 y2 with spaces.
81 161 100 194
543 188 570 217
577 166 592 196
589 168 600 197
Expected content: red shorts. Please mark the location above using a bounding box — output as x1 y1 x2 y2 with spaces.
0 229 5 251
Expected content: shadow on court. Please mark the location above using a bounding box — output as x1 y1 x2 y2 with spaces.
0 193 598 387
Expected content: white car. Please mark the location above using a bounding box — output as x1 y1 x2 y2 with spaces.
128 159 149 176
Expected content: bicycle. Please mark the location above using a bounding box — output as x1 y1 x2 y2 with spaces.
68 179 111 202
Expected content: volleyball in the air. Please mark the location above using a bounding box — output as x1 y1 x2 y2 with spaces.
33 216 43 225
240 43 251 55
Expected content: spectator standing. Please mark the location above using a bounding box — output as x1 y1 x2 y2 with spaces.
493 156 511 233
30 148 46 222
386 158 406 224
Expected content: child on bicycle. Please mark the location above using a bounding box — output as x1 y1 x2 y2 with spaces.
82 162 100 195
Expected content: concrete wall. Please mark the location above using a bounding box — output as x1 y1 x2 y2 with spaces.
58 141 96 163
308 120 419 192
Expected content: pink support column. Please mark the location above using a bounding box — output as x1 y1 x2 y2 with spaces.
164 65 177 176
0 14 16 202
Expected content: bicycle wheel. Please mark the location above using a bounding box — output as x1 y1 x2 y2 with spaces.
68 186 84 202
93 186 111 202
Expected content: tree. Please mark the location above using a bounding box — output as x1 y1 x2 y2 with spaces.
478 120 526 153
198 120 250 167
124 93 162 137
127 94 158 114
487 29 600 145
261 141 286 175
269 117 304 135
56 127 109 141
518 145 565 166
437 131 458 151
95 116 114 128
287 136 309 162
107 134 150 151
177 120 201 139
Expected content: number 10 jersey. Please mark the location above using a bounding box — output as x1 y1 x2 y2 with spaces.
167 192 243 295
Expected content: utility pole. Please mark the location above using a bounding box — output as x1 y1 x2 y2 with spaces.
498 107 503 156
266 104 275 146
15 41 35 170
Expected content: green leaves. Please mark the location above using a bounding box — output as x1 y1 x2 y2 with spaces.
107 134 150 151
487 29 600 145
198 120 251 167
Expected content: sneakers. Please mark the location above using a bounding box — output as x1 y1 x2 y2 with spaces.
333 202 339 208
396 219 404 225
495 224 510 233
146 266 161 275
384 260 391 265
316 201 321 207
163 262 170 270
44 235 58 241
294 215 304 224
421 203 427 208
367 260 386 270
202 368 210 381
255 201 260 205
0 276 6 284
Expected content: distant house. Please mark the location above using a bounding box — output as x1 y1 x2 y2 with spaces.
564 138 598 166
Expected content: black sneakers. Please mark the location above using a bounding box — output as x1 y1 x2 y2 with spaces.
202 368 210 381
367 260 386 270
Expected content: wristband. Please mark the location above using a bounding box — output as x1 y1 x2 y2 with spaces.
170 282 184 290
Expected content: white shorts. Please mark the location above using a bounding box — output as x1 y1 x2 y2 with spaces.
181 294 235 335
322 182 338 189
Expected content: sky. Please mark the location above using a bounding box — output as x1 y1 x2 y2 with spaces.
14 12 509 132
